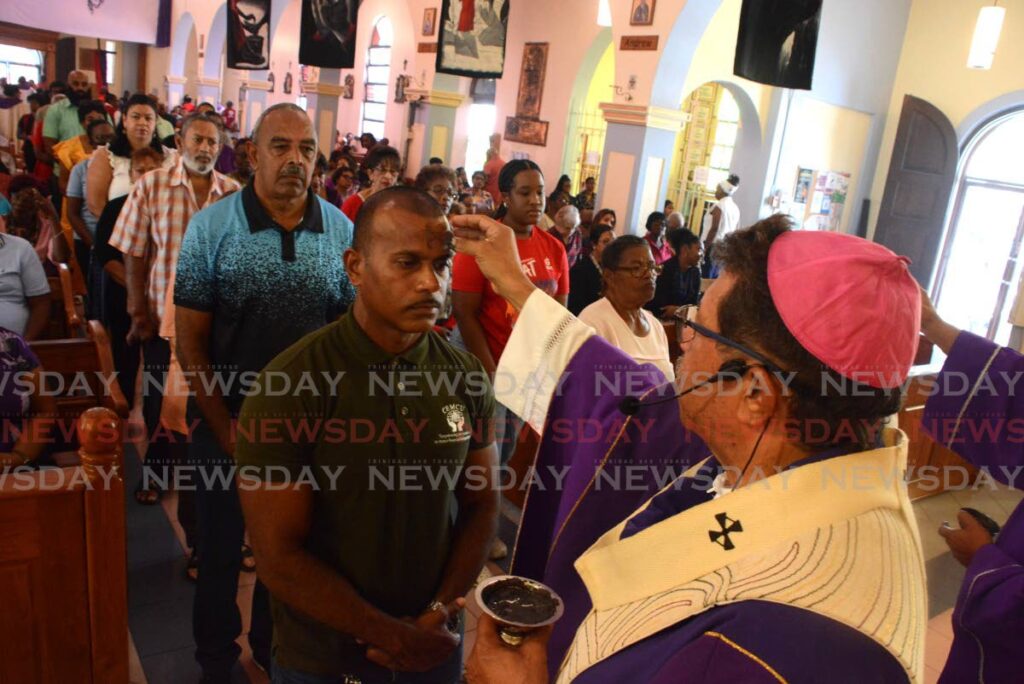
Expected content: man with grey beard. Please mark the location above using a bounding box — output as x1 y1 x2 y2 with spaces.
109 113 239 510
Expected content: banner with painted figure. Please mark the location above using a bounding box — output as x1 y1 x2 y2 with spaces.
734 0 822 90
0 0 162 44
437 0 510 78
227 0 271 69
299 0 359 69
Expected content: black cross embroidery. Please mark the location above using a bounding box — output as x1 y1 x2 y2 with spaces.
708 512 743 550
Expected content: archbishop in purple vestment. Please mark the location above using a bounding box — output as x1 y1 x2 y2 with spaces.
921 331 1024 684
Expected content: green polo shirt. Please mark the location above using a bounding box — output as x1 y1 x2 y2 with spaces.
42 99 84 142
235 312 495 676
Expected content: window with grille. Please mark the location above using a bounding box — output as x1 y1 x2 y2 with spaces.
361 18 393 141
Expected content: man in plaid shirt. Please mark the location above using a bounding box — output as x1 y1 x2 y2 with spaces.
109 112 240 505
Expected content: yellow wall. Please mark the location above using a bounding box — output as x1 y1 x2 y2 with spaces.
584 42 615 114
869 0 1024 237
774 94 872 233
680 0 766 134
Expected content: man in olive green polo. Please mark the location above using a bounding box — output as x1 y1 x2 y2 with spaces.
237 186 499 683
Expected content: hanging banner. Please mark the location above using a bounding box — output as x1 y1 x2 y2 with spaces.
0 0 161 44
734 0 822 90
436 0 510 79
299 0 359 69
227 0 272 70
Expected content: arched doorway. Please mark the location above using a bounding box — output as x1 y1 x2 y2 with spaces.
562 29 613 195
933 110 1024 345
666 82 752 231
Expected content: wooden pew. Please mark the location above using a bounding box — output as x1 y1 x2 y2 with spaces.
29 321 130 436
44 263 86 340
0 407 128 683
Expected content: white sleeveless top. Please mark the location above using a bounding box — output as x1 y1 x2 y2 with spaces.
106 145 178 200
701 195 741 243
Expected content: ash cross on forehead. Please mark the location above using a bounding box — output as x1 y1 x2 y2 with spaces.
708 512 743 551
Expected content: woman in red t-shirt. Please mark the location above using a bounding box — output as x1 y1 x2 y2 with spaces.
452 159 569 376
340 145 400 221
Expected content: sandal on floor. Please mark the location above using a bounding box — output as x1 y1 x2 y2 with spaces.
134 484 163 506
241 544 256 572
185 550 199 583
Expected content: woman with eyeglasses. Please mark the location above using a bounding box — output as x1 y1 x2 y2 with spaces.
414 163 458 215
578 234 674 380
341 145 400 221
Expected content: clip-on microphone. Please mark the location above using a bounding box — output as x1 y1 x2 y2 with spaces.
619 358 752 415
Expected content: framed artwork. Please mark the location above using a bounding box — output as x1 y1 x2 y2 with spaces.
629 0 655 26
505 116 548 146
422 7 437 36
515 42 548 120
299 0 359 69
227 0 271 69
436 0 510 78
343 74 355 99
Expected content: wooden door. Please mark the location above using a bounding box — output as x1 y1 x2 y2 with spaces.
874 95 958 286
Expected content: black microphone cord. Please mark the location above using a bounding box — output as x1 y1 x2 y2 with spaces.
619 359 751 415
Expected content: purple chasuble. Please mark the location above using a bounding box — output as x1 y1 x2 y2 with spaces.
921 332 1024 684
509 336 708 677
509 336 906 681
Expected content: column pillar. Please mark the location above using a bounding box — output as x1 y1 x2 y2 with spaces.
165 75 187 108
596 103 687 235
239 78 272 136
404 88 466 172
195 77 222 105
301 68 343 155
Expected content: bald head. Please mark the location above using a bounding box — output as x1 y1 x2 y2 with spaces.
354 186 448 253
67 71 91 100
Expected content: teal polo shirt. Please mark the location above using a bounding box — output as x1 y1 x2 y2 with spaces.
235 313 496 676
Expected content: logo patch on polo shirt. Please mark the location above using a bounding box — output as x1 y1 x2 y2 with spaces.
437 402 471 445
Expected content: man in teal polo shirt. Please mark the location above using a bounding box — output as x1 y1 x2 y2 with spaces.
237 187 500 683
175 103 356 683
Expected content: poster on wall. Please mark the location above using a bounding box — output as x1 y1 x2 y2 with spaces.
794 167 814 203
299 0 359 69
734 0 822 90
436 0 510 78
227 0 271 69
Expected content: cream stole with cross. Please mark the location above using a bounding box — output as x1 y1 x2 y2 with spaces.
556 428 927 683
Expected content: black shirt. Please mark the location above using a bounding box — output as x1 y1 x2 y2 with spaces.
647 258 701 315
568 256 603 316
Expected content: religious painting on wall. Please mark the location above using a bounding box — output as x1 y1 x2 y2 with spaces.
515 42 547 119
227 0 271 69
504 116 548 146
436 0 510 78
299 0 359 69
734 0 822 90
423 7 437 36
629 0 655 26
343 74 355 99
504 42 550 146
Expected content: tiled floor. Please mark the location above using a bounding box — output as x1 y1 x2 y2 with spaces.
125 426 1022 683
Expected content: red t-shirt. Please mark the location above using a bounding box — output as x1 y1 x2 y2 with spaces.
453 226 569 363
341 193 364 222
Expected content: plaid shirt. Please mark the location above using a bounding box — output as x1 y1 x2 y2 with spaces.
109 156 239 323
548 227 583 268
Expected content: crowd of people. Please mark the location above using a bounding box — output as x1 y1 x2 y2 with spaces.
1 70 1019 684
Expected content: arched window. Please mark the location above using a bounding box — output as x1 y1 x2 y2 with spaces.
361 17 393 140
934 111 1024 344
